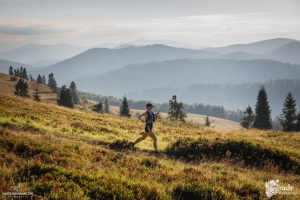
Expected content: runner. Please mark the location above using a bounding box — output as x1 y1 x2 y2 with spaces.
129 103 159 154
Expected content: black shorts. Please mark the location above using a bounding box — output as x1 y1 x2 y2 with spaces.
145 123 153 132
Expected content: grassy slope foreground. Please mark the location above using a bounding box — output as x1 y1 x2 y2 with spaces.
0 77 300 199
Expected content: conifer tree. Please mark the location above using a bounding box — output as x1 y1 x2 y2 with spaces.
22 68 28 80
9 66 13 75
205 115 211 127
29 74 35 82
104 98 110 114
280 92 297 132
20 66 23 76
120 96 131 117
69 81 78 104
92 102 104 113
253 86 272 129
14 69 20 76
33 88 40 102
47 73 58 93
57 85 74 108
240 105 254 129
14 78 30 97
36 74 43 84
168 95 186 122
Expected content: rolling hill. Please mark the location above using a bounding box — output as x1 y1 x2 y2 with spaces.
69 59 300 97
267 41 300 65
0 72 240 130
205 38 297 54
29 45 220 83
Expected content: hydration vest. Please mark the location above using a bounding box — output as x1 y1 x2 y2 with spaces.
146 111 155 124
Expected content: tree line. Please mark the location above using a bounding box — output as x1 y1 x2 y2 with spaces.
77 91 244 122
240 86 300 131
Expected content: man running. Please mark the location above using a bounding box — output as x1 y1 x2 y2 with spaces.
130 103 159 154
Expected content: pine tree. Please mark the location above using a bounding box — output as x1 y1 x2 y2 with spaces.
29 74 35 82
36 74 43 84
9 66 13 75
253 86 272 130
168 95 187 122
22 68 28 80
205 115 211 127
14 69 20 77
20 66 23 76
240 105 254 129
104 98 110 114
69 81 78 104
47 73 57 93
119 96 131 117
14 78 30 97
33 88 40 102
92 102 104 113
42 75 46 85
57 85 74 108
280 92 297 132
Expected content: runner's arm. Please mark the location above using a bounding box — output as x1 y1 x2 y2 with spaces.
138 113 147 122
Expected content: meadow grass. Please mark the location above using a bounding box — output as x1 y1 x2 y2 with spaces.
0 93 300 199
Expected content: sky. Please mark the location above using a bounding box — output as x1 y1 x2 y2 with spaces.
0 0 300 52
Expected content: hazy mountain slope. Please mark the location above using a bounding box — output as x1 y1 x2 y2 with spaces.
206 38 297 54
0 59 33 74
0 43 88 64
267 42 300 65
30 45 220 83
70 59 300 97
217 52 269 60
28 59 63 68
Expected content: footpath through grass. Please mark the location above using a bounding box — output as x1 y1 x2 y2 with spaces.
0 93 300 199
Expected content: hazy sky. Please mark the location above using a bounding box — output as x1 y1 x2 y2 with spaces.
0 0 300 52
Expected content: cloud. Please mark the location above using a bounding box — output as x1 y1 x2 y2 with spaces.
0 18 79 35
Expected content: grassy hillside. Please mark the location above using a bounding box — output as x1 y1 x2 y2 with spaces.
0 74 300 199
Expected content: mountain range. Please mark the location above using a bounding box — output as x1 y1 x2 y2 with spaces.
205 38 297 54
29 45 220 83
1 37 300 116
67 59 300 97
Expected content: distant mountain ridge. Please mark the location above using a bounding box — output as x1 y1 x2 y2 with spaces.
206 38 297 54
67 59 300 97
29 45 220 83
0 43 89 65
267 42 300 64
